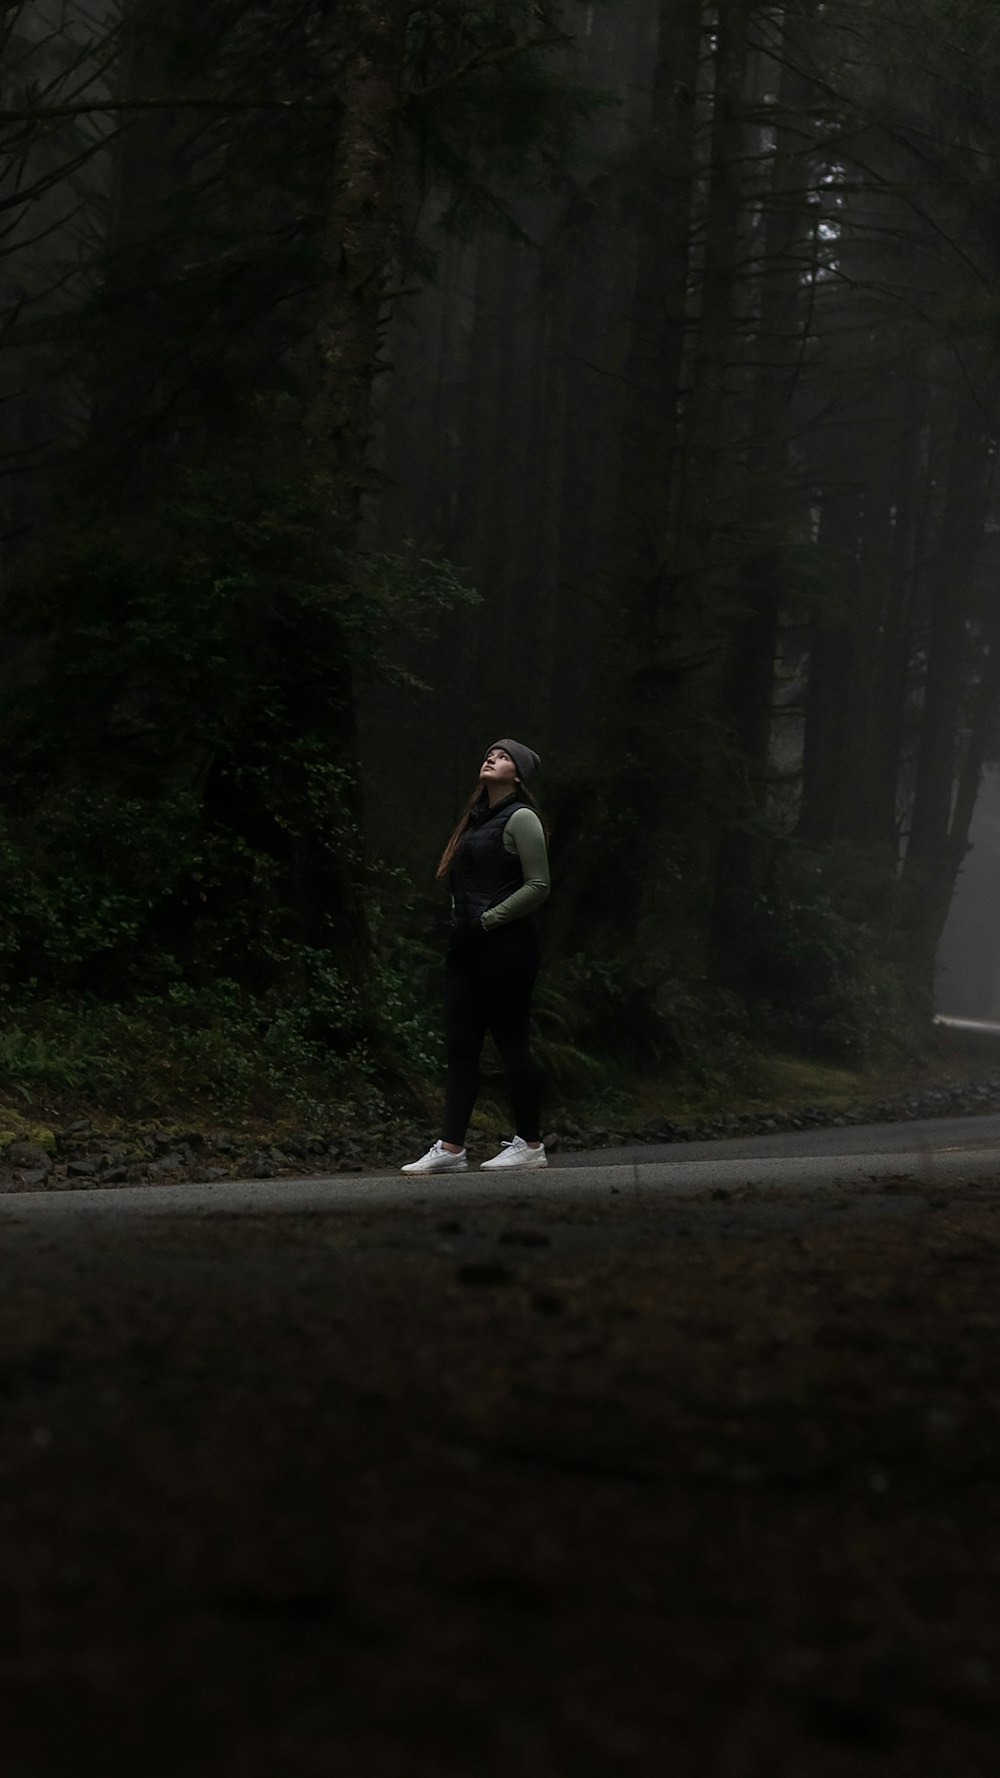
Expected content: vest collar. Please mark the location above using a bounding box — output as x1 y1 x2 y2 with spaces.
468 790 521 827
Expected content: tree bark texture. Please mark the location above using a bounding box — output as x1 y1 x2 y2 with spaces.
306 2 408 551
709 5 819 981
797 378 925 856
667 0 750 628
903 377 1000 983
565 0 750 948
614 0 702 660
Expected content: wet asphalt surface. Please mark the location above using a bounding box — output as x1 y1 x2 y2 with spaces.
559 1109 1000 1166
3 1121 1000 1776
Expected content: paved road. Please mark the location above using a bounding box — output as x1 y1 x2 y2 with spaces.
561 1108 1000 1166
4 1114 1000 1776
2 1111 998 1220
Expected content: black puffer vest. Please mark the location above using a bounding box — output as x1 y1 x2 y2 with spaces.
450 793 530 935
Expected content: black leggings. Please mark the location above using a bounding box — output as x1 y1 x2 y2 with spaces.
442 924 543 1146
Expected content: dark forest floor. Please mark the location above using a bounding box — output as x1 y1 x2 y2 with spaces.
2 1175 1000 1775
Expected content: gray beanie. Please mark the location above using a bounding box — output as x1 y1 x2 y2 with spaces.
489 737 540 785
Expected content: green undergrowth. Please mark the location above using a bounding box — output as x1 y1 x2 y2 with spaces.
0 986 992 1147
0 991 371 1130
615 1044 994 1128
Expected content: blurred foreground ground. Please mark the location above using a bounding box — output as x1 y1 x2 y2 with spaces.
2 1177 1000 1777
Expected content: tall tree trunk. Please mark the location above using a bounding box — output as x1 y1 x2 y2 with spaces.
667 0 749 628
709 6 817 980
946 636 1000 905
306 2 406 552
847 432 900 847
614 0 702 661
798 481 864 844
290 2 408 970
797 383 921 858
85 0 194 488
865 377 925 844
902 378 999 985
570 0 746 949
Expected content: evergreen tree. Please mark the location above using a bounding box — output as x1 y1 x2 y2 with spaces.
0 0 603 1020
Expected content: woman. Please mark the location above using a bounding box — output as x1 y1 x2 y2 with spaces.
402 738 550 1174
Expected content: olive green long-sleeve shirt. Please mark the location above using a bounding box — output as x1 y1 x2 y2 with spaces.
479 808 550 931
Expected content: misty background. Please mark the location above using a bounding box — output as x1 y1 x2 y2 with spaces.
1 0 999 1114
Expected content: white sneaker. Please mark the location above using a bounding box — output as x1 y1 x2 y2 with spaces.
480 1136 548 1171
401 1140 468 1175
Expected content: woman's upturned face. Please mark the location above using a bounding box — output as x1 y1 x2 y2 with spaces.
480 747 518 791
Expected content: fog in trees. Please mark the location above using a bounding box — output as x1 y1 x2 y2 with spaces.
2 0 1000 1107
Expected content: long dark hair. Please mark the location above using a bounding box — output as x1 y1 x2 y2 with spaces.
435 782 548 881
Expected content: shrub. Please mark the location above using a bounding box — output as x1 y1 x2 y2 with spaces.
741 843 928 1060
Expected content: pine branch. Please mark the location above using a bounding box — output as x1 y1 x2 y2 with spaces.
0 31 573 129
0 97 344 125
406 32 571 105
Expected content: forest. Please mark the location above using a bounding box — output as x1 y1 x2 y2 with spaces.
1 0 999 1125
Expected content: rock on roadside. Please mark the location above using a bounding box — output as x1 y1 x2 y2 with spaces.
6 1140 53 1175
